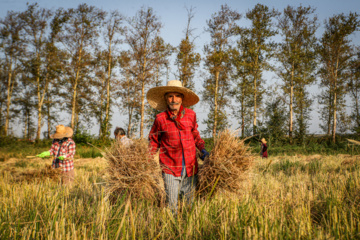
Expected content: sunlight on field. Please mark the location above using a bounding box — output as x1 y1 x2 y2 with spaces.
0 154 359 239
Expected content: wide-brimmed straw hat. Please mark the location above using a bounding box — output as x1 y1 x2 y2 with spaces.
261 138 267 144
50 125 73 139
146 80 199 111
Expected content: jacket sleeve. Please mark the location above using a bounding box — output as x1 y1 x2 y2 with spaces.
148 118 161 155
192 113 205 151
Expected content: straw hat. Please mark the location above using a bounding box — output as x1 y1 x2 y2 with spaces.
146 80 199 111
261 138 267 144
50 125 73 139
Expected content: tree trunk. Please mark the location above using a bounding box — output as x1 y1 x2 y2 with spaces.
327 94 332 135
289 67 294 144
140 50 147 139
241 85 245 138
128 107 133 138
5 70 13 136
333 91 337 143
47 101 51 139
213 71 219 138
36 69 48 140
24 113 28 139
253 74 257 136
140 81 145 139
71 47 82 129
104 45 112 138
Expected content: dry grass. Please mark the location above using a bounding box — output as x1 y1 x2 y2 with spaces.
347 138 360 145
1 164 62 183
104 139 165 204
198 130 254 196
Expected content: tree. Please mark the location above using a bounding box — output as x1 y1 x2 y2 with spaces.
263 95 287 144
20 3 53 139
0 10 25 136
13 73 36 139
125 6 166 138
230 31 253 138
90 10 124 139
348 51 360 133
42 9 68 139
318 12 359 142
118 50 141 137
100 10 124 139
276 5 318 143
203 4 241 138
145 36 173 129
175 7 201 91
242 4 278 136
57 4 105 131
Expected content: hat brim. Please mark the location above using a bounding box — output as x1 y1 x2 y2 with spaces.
50 127 73 139
146 85 199 111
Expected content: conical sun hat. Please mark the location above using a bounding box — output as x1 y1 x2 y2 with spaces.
50 125 73 139
146 80 199 111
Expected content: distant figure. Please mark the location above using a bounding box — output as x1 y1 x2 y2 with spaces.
114 127 132 147
260 138 268 158
36 125 76 185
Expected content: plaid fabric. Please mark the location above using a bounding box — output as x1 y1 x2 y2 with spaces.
49 138 75 172
149 107 205 177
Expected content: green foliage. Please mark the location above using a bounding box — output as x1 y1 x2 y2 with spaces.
73 128 96 146
262 97 287 144
77 147 103 158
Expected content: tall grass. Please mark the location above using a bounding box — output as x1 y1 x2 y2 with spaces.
0 154 359 239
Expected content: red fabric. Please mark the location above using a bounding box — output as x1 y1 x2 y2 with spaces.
261 143 268 158
49 138 76 172
149 107 205 177
166 105 185 130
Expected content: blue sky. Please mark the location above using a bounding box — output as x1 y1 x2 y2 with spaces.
1 0 360 137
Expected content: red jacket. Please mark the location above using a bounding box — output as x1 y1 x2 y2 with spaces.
149 107 205 177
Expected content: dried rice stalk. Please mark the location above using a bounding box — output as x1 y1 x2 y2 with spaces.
347 139 360 145
198 130 254 196
104 139 165 204
14 165 62 182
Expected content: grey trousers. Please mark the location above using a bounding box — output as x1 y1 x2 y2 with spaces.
163 171 197 212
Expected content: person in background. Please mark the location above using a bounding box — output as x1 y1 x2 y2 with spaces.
260 138 268 158
36 125 76 185
114 127 133 147
147 80 210 213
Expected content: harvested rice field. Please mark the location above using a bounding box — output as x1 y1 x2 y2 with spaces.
0 153 359 239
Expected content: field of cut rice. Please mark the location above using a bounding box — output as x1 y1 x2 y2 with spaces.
0 153 359 239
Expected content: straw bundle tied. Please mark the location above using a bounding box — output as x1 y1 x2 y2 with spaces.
104 139 165 204
198 130 254 196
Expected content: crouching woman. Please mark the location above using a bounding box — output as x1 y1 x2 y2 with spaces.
36 125 76 185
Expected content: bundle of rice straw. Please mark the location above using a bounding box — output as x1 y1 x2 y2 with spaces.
198 130 254 196
104 139 165 204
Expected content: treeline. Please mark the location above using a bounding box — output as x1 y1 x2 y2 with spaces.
0 3 359 143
